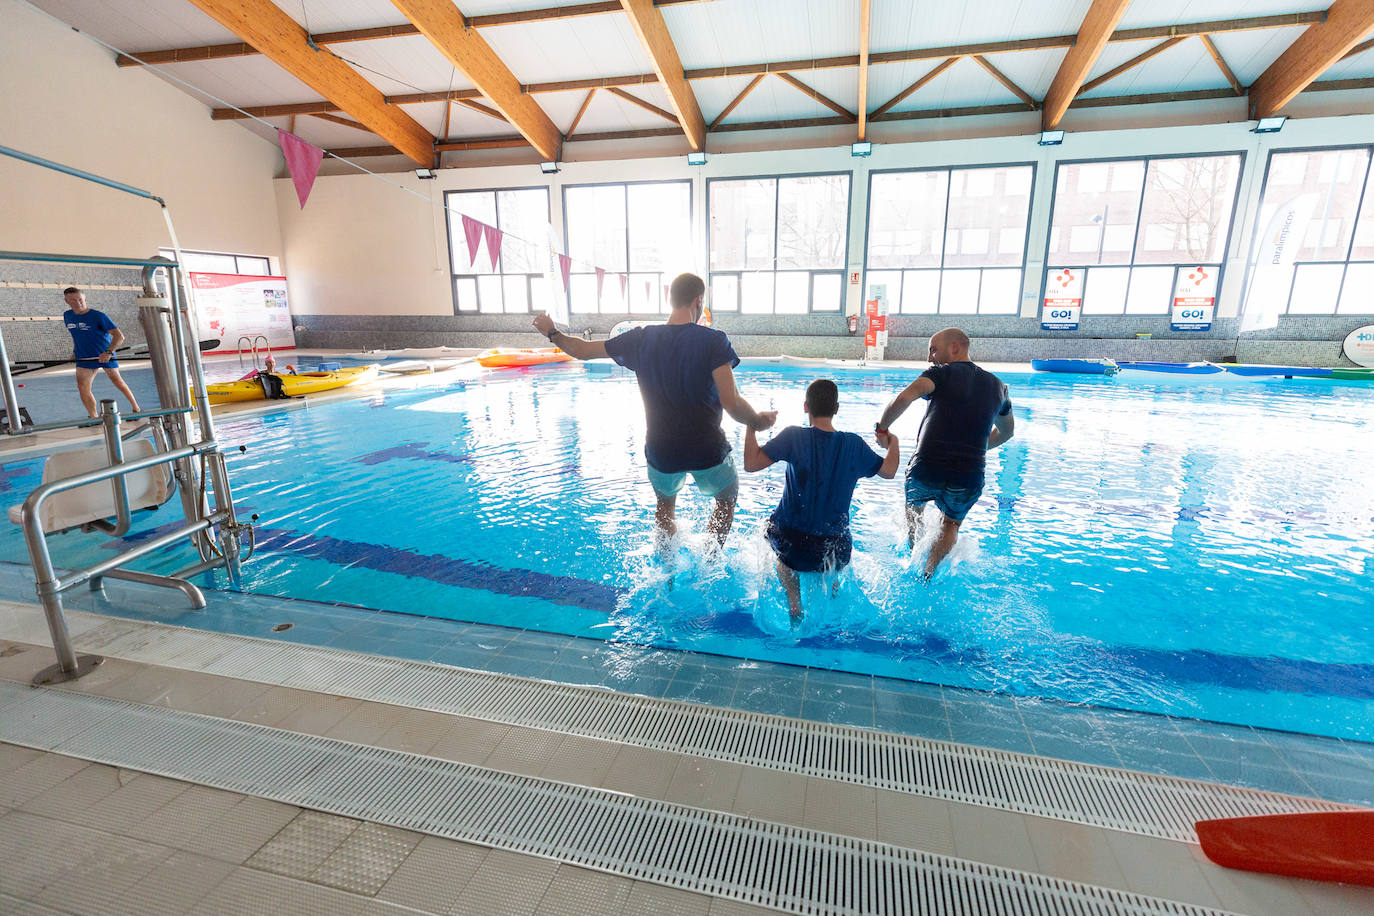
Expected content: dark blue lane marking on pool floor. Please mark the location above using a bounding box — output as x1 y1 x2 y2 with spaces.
355 442 473 466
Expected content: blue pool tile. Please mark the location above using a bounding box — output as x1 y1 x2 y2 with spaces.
946 723 1036 755
325 631 428 661
873 709 951 741
539 661 611 689
1028 735 1123 768
483 653 552 679
427 641 507 670
800 698 874 729
1114 746 1217 781
944 697 1025 733
731 682 803 718
873 687 947 721
1201 762 1314 797
1180 734 1290 771
1299 772 1374 807
661 677 736 708
600 673 672 698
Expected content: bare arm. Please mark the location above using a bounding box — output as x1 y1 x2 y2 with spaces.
99 328 125 363
712 364 776 431
743 426 775 472
987 409 1014 450
877 433 900 479
875 376 934 436
531 312 608 361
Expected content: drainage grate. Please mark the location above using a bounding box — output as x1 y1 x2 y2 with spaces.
0 682 1235 916
19 615 1354 843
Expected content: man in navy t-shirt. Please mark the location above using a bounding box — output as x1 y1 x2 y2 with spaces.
62 287 141 418
533 273 776 546
874 327 1014 578
744 379 899 622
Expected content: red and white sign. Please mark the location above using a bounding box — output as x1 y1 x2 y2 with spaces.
189 272 295 353
1170 266 1217 331
864 287 889 360
1041 267 1082 330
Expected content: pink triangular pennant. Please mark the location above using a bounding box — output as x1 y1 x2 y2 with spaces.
483 224 503 271
619 274 627 296
278 129 324 209
595 268 606 299
557 254 572 291
662 283 670 305
461 215 484 267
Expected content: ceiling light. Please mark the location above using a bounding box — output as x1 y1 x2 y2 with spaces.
1253 116 1287 134
687 151 707 166
414 168 436 180
1038 130 1065 146
851 141 873 157
540 160 560 174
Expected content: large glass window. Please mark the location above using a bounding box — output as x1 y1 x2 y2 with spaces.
446 187 552 314
864 164 1033 315
708 173 849 314
1045 153 1243 315
159 249 272 275
1248 146 1374 315
563 180 691 314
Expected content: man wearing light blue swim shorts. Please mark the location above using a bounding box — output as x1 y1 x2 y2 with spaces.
533 273 776 546
874 328 1015 578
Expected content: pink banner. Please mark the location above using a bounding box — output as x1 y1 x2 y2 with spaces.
595 268 606 299
461 215 484 267
558 254 572 291
483 224 504 271
278 130 324 209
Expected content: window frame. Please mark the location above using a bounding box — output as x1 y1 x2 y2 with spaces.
1246 143 1374 317
560 178 694 316
158 248 274 276
444 185 552 315
1039 150 1247 318
861 161 1037 316
706 170 853 315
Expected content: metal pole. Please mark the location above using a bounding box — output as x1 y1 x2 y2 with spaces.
0 324 27 435
90 568 206 609
100 400 133 537
0 144 162 203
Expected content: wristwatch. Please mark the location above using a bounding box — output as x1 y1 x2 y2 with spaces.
544 327 559 341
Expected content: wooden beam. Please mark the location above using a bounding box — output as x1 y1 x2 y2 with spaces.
309 112 369 130
619 0 707 150
434 136 534 151
606 86 680 122
1199 34 1244 95
1042 0 1134 129
390 0 563 161
524 74 659 93
1340 36 1374 59
870 57 961 118
1077 37 1186 96
1307 75 1374 90
973 55 1036 109
566 89 598 137
328 145 403 157
183 0 434 164
708 74 765 129
1251 0 1374 117
775 71 858 121
212 90 484 120
571 126 686 142
857 0 871 140
459 99 508 122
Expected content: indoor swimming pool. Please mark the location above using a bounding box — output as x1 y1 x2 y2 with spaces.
3 363 1372 742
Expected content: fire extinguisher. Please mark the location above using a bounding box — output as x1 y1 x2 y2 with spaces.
847 313 859 334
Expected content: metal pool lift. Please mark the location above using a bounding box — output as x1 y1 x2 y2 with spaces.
0 144 254 686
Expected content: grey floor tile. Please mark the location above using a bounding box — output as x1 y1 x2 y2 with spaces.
311 821 422 896
183 795 302 863
376 836 487 911
247 810 361 879
446 849 557 916
112 850 238 916
534 865 631 916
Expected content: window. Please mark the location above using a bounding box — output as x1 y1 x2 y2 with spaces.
1248 146 1374 316
864 164 1034 315
159 249 272 276
709 173 849 313
1046 153 1242 315
563 181 691 314
446 187 552 314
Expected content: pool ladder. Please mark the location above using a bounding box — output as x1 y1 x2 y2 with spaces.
238 335 270 372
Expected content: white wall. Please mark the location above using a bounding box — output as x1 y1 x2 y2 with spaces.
279 108 1374 322
0 0 283 263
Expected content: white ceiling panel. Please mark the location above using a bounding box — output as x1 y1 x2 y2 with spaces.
332 35 477 97
148 57 322 109
720 70 862 124
664 0 862 70
27 0 239 51
1116 0 1328 30
869 0 1092 55
406 101 453 137
561 90 672 134
481 16 653 84
1206 27 1305 85
288 0 411 33
1078 38 1217 99
1323 46 1374 82
460 0 624 14
290 115 383 150
970 48 1070 101
693 75 770 126
870 56 1036 114
436 101 515 137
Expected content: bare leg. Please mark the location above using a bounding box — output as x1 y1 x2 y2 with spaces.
775 557 804 625
923 515 962 579
75 368 98 418
654 491 678 548
103 368 141 413
706 483 738 549
906 502 927 550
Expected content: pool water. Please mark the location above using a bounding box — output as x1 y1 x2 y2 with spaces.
4 364 1373 741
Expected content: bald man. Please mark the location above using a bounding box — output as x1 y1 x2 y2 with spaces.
874 328 1014 578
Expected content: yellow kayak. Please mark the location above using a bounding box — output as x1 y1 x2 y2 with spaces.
205 364 380 404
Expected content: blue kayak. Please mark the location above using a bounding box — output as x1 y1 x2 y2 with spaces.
1118 362 1223 375
1216 363 1332 378
1031 358 1119 375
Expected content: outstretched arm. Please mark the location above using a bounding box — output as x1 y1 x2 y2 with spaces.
987 409 1014 449
875 376 934 440
712 364 776 431
743 427 775 472
531 312 608 361
877 433 900 479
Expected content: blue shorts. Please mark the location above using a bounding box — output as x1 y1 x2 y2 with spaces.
766 518 852 573
647 456 738 498
75 359 118 370
905 465 984 523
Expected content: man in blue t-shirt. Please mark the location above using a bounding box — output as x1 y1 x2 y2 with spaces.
533 273 776 546
62 287 141 418
874 327 1014 579
744 379 899 622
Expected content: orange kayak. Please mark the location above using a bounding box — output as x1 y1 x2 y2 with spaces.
477 347 573 369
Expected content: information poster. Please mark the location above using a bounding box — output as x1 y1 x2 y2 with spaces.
1170 266 1217 331
189 272 295 354
1343 325 1374 367
1041 268 1082 330
865 285 888 361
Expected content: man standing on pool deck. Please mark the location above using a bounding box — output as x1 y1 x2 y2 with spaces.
873 328 1013 578
533 273 776 546
62 287 141 418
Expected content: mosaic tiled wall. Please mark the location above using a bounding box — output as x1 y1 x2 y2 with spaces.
0 260 149 362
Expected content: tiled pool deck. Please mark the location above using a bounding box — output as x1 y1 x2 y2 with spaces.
3 561 1371 809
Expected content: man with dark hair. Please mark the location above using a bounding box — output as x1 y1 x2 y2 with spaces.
62 287 141 418
533 272 776 546
874 327 1014 578
744 378 899 622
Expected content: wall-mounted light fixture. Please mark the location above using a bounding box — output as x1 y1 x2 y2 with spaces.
851 141 873 157
540 161 560 174
687 151 707 166
1038 130 1065 146
1253 116 1287 134
414 168 437 180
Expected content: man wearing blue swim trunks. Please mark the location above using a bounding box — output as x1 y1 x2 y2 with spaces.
533 273 776 546
62 287 141 419
874 328 1014 579
744 379 899 622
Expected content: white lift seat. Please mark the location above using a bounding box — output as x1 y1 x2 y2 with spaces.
7 438 174 534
